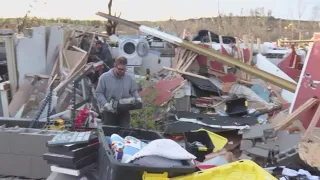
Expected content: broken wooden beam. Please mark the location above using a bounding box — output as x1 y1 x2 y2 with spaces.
96 12 296 93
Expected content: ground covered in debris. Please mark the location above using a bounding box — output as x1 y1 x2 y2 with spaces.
0 22 320 180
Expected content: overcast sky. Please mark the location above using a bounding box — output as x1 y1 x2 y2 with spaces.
0 0 319 21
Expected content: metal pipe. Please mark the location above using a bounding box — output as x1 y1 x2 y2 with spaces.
96 12 297 92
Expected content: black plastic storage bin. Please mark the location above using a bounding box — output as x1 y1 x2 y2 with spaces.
225 97 248 116
184 131 214 162
97 125 197 180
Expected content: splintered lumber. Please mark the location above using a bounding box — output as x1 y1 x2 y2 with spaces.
54 48 88 95
174 48 198 71
274 98 319 132
181 53 198 71
302 104 320 141
163 66 208 80
172 47 181 68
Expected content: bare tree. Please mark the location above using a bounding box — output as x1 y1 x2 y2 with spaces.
105 0 121 35
216 0 224 33
297 0 307 30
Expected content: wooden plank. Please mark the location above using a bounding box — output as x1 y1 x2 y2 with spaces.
71 45 87 54
62 50 70 69
47 55 59 88
163 66 208 80
275 98 319 132
302 104 320 141
181 53 198 72
172 47 181 69
8 77 40 117
247 36 254 80
63 30 75 50
54 66 86 95
87 33 96 53
257 38 262 53
177 50 190 70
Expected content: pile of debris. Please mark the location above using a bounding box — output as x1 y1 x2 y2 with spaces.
0 14 319 179
2 27 107 127
92 14 320 179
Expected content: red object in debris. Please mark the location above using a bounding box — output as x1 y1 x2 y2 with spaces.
278 45 302 69
139 77 184 106
196 55 207 65
279 66 301 82
291 41 320 128
220 74 237 83
313 33 320 40
196 44 210 65
242 48 250 63
278 45 302 80
153 77 184 92
139 88 173 106
220 45 230 57
209 61 224 71
74 107 94 127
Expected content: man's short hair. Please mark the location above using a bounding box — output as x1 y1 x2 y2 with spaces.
115 56 128 65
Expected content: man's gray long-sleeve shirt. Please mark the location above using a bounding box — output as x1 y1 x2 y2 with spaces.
95 68 140 106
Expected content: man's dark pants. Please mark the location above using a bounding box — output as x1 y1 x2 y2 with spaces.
103 111 131 128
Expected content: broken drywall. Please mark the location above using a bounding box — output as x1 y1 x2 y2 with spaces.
46 26 66 74
15 26 48 84
255 54 296 103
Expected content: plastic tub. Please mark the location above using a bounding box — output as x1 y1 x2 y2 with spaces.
184 131 214 162
97 125 197 180
225 97 248 116
143 160 277 180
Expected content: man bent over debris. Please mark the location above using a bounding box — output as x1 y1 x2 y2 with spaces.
95 56 142 127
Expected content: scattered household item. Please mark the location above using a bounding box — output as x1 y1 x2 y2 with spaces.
184 131 214 162
225 97 248 116
97 125 197 180
111 97 143 112
47 131 94 146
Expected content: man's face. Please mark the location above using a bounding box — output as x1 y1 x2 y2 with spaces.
114 64 126 77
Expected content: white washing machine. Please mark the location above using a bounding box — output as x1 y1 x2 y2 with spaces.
118 37 150 67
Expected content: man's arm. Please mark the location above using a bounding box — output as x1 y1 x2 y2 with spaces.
95 75 108 106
